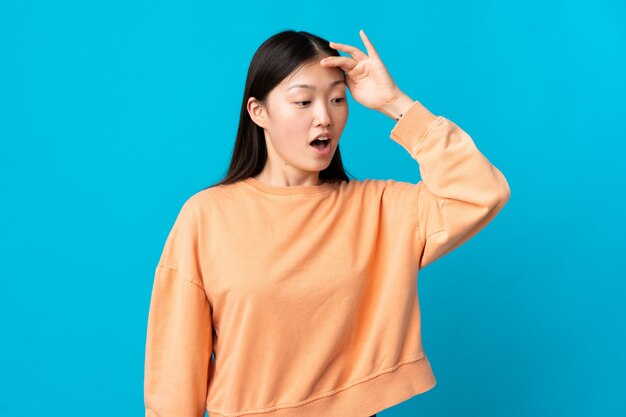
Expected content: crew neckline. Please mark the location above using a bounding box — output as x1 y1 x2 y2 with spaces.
241 176 337 196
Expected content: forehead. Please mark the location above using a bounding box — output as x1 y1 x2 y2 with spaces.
280 63 345 93
285 79 345 92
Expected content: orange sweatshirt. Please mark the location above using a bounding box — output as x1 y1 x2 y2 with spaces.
144 100 511 417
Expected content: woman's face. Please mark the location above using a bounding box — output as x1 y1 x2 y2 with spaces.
248 59 349 182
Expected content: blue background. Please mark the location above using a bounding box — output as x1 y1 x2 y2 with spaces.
1 1 624 416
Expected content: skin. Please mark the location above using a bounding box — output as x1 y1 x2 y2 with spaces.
247 29 416 187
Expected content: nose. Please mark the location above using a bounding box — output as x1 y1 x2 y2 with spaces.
314 102 332 126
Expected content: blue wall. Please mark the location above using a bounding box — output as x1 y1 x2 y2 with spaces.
1 1 624 416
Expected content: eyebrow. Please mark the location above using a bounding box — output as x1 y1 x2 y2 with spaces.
286 79 345 91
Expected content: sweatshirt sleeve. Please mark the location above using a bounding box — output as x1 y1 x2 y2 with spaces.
389 100 511 270
144 200 213 417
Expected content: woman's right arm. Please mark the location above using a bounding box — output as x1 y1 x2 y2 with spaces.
144 201 213 417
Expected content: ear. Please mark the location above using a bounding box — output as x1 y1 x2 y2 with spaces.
247 97 268 129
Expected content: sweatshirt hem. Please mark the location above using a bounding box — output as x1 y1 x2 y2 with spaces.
206 353 436 417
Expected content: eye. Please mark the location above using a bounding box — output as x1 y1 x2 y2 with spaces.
294 98 346 106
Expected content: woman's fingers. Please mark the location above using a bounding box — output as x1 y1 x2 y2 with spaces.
328 40 368 62
328 30 380 63
319 56 358 73
358 29 380 60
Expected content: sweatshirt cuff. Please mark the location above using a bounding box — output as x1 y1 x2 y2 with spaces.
389 100 441 156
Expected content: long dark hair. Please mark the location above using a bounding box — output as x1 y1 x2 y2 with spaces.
202 30 356 190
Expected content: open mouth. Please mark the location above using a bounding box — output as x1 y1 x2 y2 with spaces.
309 138 330 149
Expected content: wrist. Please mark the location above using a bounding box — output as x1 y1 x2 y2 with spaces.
380 91 415 121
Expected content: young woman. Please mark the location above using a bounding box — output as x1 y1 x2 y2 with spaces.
144 29 510 417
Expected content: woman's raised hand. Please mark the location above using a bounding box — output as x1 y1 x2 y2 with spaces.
320 30 404 113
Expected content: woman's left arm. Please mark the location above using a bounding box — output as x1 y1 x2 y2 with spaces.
388 98 511 269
